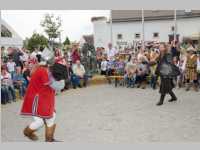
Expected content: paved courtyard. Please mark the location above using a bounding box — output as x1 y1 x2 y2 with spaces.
1 84 200 143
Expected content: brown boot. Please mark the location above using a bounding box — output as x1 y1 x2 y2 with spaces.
23 126 38 141
45 124 62 142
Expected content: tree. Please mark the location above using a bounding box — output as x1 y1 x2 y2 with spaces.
40 13 62 48
24 33 48 52
63 37 70 45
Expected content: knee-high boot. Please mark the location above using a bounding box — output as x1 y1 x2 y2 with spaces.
156 94 165 106
45 124 62 142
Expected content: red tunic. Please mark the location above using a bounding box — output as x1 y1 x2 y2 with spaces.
21 66 55 119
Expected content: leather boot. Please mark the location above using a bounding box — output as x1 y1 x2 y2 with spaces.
23 126 38 141
45 124 62 142
168 91 177 102
156 94 165 106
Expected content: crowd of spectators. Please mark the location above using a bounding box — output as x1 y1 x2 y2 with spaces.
1 40 200 105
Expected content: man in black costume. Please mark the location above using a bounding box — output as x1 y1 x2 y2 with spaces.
155 43 180 106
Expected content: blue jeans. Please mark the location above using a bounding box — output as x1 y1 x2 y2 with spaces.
125 75 136 87
1 86 9 104
71 74 88 87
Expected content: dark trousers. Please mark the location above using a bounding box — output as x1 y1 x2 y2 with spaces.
159 90 177 103
150 75 157 89
135 74 147 84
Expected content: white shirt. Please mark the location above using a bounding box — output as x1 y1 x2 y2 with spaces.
7 62 16 72
72 64 85 76
106 48 118 60
101 60 108 71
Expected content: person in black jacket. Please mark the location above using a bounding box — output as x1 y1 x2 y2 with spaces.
155 43 180 106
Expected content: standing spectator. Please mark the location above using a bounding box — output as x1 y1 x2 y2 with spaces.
171 41 180 60
13 66 26 98
6 57 16 79
106 43 118 61
1 67 16 104
71 45 80 64
10 48 24 68
20 47 29 62
185 46 198 91
54 48 67 66
96 47 103 71
71 60 88 88
22 61 31 87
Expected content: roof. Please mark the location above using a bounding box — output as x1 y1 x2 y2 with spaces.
111 10 200 22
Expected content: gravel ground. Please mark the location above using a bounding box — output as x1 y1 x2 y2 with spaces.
1 84 200 143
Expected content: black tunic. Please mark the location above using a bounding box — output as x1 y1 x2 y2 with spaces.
155 53 180 94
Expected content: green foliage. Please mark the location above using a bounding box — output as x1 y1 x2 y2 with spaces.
40 14 62 41
63 37 70 45
24 33 48 52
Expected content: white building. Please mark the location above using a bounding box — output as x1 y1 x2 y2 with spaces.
92 10 200 49
0 19 23 49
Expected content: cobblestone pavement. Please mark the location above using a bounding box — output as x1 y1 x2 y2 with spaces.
1 85 200 143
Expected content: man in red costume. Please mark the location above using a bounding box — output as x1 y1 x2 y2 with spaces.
21 56 66 142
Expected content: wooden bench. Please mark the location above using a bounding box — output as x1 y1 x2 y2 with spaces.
107 75 125 87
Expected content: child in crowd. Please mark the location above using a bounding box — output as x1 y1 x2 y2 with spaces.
115 56 126 76
1 67 16 104
6 57 16 79
100 56 108 75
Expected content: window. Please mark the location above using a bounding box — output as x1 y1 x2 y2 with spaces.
135 33 141 39
153 32 159 38
117 34 123 39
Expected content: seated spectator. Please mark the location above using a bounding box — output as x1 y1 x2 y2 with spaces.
124 57 137 88
7 57 16 79
1 67 16 104
100 57 108 75
115 56 125 76
71 60 88 88
13 66 26 98
136 56 149 89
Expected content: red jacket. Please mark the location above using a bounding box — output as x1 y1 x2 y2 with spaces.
21 66 55 119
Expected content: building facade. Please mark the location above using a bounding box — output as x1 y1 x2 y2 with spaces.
92 10 200 49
